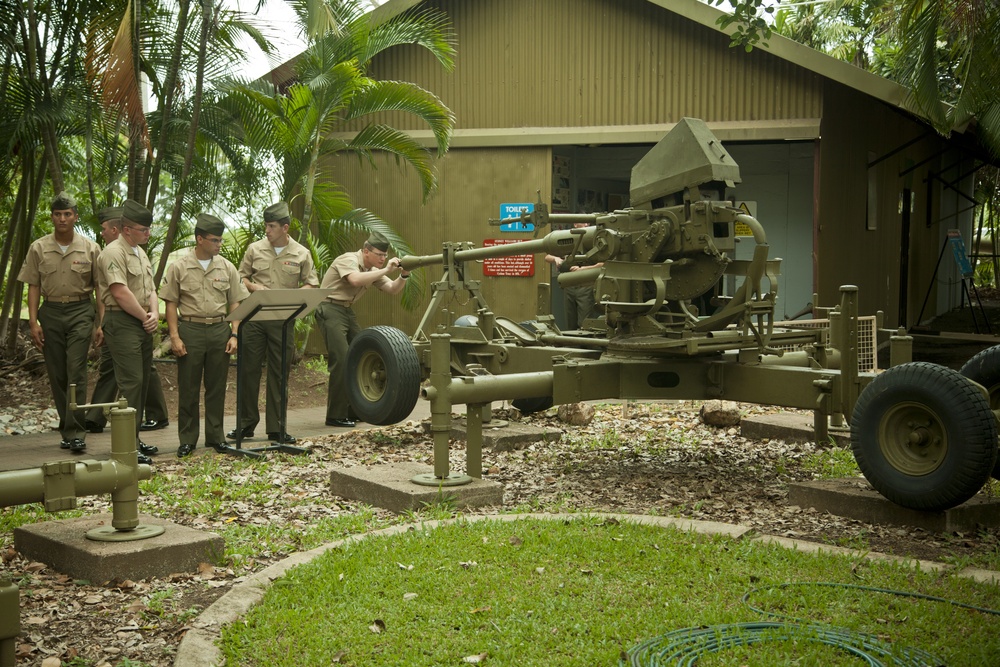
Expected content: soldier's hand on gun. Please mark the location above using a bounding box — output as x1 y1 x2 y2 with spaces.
386 257 401 272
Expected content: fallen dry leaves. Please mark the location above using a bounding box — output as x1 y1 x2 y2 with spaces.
2 400 999 666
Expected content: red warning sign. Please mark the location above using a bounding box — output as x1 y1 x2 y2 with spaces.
482 239 535 277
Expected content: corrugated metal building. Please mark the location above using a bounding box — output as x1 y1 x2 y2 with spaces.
307 0 985 336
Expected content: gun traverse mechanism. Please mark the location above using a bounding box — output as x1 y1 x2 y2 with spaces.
346 118 1000 513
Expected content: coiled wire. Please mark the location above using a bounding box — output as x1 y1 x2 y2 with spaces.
622 581 1000 666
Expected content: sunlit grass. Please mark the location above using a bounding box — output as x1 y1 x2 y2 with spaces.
219 517 1000 667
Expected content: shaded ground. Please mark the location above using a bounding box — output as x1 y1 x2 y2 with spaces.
879 287 1000 370
2 304 1000 665
0 343 330 420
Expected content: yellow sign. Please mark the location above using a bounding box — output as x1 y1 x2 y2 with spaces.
734 202 753 237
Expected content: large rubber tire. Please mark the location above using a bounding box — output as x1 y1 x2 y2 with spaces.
347 326 421 426
512 395 554 415
511 322 554 414
959 345 1000 479
850 362 997 511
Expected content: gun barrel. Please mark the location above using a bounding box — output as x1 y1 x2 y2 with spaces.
557 266 602 287
400 227 597 271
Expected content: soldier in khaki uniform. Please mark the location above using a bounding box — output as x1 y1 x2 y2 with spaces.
316 231 407 428
97 199 159 463
229 202 318 443
85 207 171 433
163 214 249 458
17 192 102 452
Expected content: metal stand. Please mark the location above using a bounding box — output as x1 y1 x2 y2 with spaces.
916 234 993 334
217 289 330 458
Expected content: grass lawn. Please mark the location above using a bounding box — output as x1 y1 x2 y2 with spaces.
219 516 1000 667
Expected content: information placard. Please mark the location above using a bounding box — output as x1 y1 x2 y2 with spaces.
482 239 535 277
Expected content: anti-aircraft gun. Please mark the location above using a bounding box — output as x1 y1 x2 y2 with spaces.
345 118 1000 513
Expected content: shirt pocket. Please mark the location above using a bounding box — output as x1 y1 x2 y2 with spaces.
126 257 145 278
40 258 61 276
180 273 203 292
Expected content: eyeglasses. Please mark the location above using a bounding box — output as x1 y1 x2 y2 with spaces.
368 249 387 259
124 224 151 234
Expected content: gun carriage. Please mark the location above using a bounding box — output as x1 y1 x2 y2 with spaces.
345 118 1000 513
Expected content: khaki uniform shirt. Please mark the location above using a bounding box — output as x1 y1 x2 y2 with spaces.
97 238 154 308
321 249 393 305
239 238 319 290
160 251 249 318
18 233 101 299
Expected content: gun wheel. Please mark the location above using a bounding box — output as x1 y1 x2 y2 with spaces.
851 362 997 511
347 326 421 425
511 322 554 414
959 344 1000 479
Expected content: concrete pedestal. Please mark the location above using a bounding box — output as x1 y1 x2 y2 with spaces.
788 478 1000 533
14 513 224 582
330 461 503 514
433 418 564 453
741 411 851 446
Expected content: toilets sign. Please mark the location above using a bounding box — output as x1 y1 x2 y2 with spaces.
499 203 534 232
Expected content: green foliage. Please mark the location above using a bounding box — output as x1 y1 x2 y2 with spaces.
800 446 862 479
138 455 388 571
219 517 1000 667
719 0 1000 160
712 0 774 51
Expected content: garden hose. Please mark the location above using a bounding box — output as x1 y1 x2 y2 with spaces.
622 581 1000 666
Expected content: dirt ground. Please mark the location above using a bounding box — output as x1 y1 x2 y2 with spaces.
0 342 330 420
3 282 999 414
2 301 1000 666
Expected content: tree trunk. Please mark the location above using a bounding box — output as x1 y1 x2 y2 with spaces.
0 164 30 317
1 156 45 358
155 0 212 286
143 0 192 211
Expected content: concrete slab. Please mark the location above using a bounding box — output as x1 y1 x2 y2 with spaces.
329 462 504 513
741 412 850 446
752 534 950 572
787 478 1000 533
957 567 1000 584
13 513 224 583
438 418 564 453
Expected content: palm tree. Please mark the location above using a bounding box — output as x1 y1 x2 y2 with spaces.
222 0 455 305
719 0 1000 160
890 0 1000 159
773 0 894 69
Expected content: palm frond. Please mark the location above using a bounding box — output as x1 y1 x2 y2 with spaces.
99 0 150 149
344 79 453 155
365 6 456 72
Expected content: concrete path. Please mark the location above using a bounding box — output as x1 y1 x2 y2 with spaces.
0 401 434 473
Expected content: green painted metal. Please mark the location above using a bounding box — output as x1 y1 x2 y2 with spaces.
0 579 16 667
345 118 983 511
